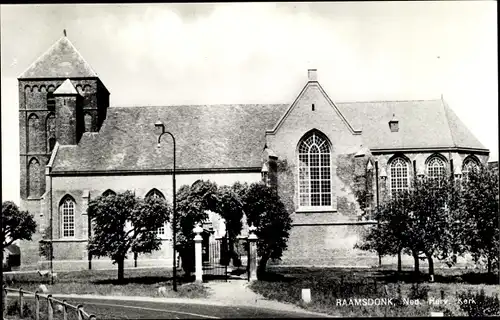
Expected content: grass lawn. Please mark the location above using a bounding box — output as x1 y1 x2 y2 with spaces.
250 266 500 317
3 268 209 299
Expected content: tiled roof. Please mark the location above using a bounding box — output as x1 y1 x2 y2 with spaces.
51 99 487 173
336 99 487 151
18 37 98 79
52 104 288 173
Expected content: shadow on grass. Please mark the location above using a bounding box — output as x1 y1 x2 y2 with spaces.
257 270 296 283
376 270 499 285
93 274 202 285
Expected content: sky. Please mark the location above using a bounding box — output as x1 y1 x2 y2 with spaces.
1 2 498 205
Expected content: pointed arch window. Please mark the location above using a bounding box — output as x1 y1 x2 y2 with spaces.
462 157 479 183
298 132 332 208
427 157 446 184
28 113 40 152
28 157 41 198
47 86 55 111
145 189 167 238
390 157 410 196
61 197 76 238
46 113 56 152
84 113 92 132
145 189 165 200
102 189 116 198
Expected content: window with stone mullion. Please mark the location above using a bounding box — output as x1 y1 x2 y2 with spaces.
298 133 331 207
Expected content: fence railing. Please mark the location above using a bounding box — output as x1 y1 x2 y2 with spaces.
4 286 97 320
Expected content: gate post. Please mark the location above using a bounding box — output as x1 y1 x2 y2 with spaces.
193 224 204 283
248 224 258 281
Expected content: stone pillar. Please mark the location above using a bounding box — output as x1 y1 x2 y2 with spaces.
248 224 258 281
193 224 203 283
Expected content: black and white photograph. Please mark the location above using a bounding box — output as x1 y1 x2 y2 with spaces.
1 2 498 318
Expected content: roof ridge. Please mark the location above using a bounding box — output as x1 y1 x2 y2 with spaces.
108 103 289 109
336 99 441 104
18 36 98 79
64 37 98 77
18 36 66 79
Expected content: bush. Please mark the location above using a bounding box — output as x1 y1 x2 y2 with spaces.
457 289 500 317
408 283 429 300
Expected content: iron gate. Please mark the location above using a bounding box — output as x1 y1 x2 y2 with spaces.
202 236 229 281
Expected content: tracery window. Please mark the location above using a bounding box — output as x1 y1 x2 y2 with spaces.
298 132 331 208
390 157 410 196
102 189 116 197
427 157 446 184
462 157 479 183
145 189 167 237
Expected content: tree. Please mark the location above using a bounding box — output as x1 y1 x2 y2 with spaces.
460 166 499 274
356 175 461 279
174 180 219 274
216 185 244 266
237 182 292 274
398 176 461 278
2 201 37 249
356 195 408 273
87 191 171 282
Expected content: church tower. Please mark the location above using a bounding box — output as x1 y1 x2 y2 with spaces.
18 32 109 212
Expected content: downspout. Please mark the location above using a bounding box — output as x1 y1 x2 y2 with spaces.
47 142 59 284
375 161 379 208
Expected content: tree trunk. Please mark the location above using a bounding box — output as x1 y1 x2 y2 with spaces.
487 256 492 275
412 251 420 275
397 249 402 273
117 258 125 283
427 254 434 280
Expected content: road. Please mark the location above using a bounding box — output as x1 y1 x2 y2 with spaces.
8 296 329 319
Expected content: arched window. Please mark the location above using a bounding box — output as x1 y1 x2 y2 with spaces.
145 188 165 200
298 132 331 208
84 113 92 132
145 189 167 237
60 197 76 238
462 157 480 182
427 157 446 183
102 189 116 197
46 113 56 152
28 158 41 198
47 86 55 111
28 113 40 152
390 157 410 196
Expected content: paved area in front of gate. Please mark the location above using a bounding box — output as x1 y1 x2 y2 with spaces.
204 280 333 317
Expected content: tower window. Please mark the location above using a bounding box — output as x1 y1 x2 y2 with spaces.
46 113 56 152
312 104 315 111
47 92 55 111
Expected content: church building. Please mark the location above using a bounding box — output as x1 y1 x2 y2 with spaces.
18 35 489 270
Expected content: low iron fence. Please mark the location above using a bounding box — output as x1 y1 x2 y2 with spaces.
3 286 96 320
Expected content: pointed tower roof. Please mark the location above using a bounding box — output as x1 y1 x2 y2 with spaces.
54 79 78 95
18 35 98 79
